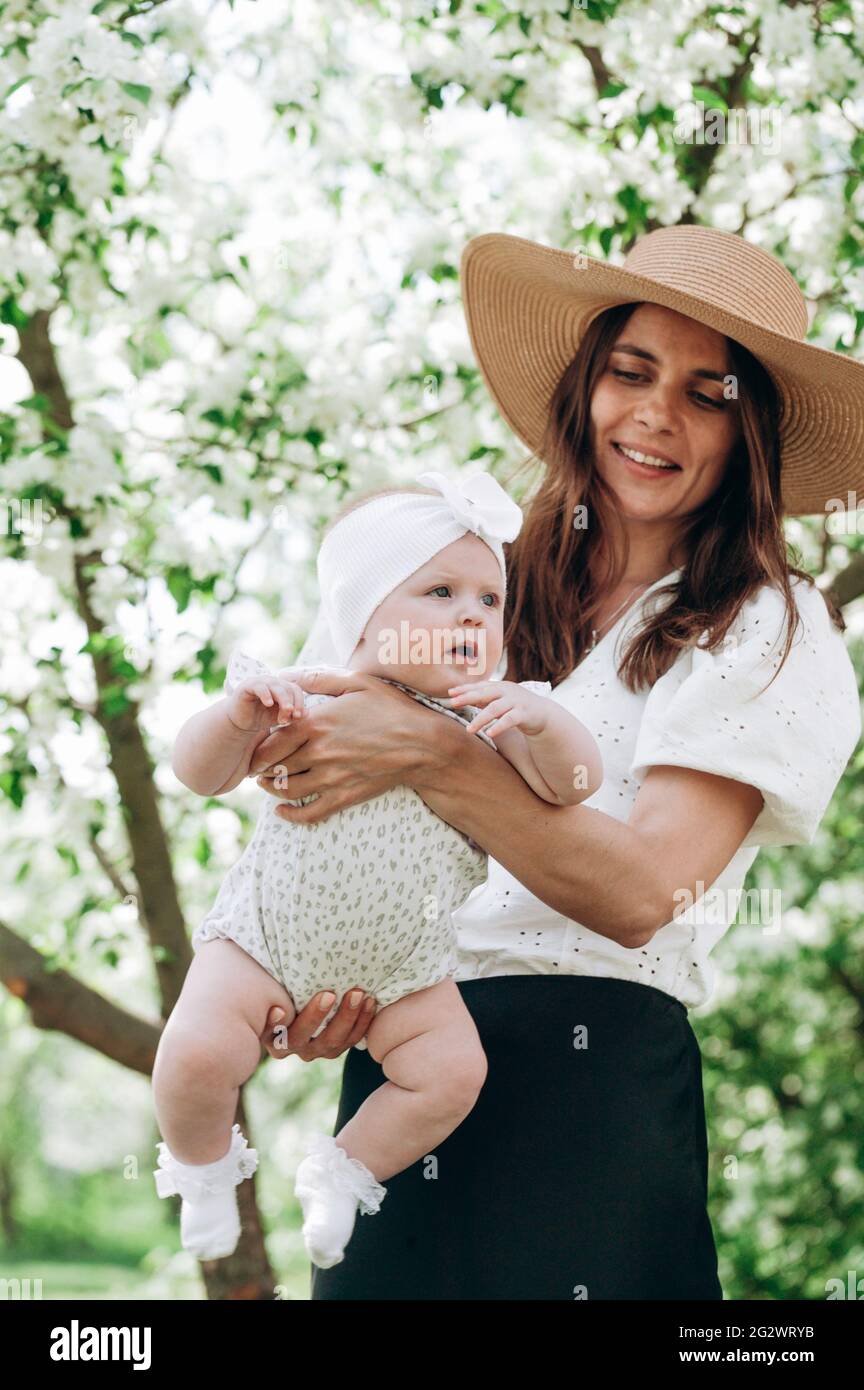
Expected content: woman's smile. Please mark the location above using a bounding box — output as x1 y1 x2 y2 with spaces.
612 440 682 479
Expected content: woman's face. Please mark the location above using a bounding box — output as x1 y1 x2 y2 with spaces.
589 302 742 528
350 533 505 697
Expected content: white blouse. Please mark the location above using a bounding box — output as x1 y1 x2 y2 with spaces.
451 569 862 1009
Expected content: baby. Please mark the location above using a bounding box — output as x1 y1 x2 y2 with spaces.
152 470 604 1269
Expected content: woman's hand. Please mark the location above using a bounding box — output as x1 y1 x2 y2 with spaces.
247 667 462 824
260 992 376 1061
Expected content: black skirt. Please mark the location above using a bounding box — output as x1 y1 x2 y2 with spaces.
310 974 723 1301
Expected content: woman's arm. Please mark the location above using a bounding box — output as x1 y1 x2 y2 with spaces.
249 669 764 949
411 738 764 947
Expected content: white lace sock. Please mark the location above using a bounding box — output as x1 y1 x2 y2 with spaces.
294 1132 387 1270
153 1123 259 1261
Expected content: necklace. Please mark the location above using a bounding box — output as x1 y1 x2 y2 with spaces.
588 580 652 652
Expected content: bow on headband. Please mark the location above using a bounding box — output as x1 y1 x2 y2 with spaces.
294 467 524 667
416 470 523 545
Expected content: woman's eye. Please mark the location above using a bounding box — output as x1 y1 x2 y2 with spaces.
613 367 725 409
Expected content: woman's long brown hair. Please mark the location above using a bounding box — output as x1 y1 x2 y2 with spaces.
500 301 845 693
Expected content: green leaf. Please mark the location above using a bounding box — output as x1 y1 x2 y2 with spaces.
2 74 33 102
56 845 81 875
193 833 212 867
691 86 729 114
16 393 52 414
0 296 32 330
120 82 152 107
165 565 195 613
0 769 26 808
98 683 133 719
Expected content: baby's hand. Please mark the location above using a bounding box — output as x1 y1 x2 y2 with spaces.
225 676 306 733
447 681 549 738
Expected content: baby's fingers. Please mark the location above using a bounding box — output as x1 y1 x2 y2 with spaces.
246 680 276 708
464 699 514 734
269 681 305 724
448 687 492 708
448 681 508 708
473 709 518 737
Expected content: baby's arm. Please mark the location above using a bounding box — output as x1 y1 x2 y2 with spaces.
492 710 602 806
172 701 268 797
173 671 305 797
446 682 603 807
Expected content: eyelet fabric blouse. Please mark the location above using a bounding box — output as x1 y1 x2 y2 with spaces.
451 569 862 1009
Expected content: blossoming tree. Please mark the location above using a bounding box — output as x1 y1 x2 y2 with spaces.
1 0 862 1299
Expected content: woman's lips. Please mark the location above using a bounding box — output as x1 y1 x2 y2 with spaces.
613 441 681 479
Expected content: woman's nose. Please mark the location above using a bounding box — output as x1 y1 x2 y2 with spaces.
634 384 679 432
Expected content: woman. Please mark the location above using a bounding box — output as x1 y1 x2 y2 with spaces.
250 226 862 1299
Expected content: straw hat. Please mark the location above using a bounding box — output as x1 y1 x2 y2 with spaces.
459 225 864 517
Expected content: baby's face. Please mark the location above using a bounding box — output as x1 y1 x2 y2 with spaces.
349 533 505 697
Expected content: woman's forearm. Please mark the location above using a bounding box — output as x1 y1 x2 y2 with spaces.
410 725 662 949
173 701 267 796
246 677 661 945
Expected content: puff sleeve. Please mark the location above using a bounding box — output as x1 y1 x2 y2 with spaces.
224 647 349 699
629 578 861 848
489 647 553 698
224 646 276 694
519 679 554 697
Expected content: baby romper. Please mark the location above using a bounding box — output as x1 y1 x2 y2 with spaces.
191 649 522 1050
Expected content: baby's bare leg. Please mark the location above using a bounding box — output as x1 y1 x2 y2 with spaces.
335 978 487 1182
152 939 297 1163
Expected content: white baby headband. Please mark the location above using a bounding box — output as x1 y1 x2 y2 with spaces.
298 470 523 667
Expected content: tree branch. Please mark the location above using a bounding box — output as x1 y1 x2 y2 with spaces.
15 308 192 1016
0 920 161 1075
662 37 760 241
825 552 864 609
577 44 611 98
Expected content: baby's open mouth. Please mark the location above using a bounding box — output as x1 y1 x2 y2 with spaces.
451 641 479 659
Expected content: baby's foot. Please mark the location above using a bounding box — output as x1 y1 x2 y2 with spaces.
153 1123 259 1261
294 1133 387 1269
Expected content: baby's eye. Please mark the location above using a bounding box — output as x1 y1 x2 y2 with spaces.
481 594 497 607
429 585 450 597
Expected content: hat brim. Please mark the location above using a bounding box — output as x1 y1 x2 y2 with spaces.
460 232 864 517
